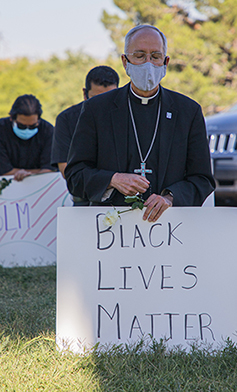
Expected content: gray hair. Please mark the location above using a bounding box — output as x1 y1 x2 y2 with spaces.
124 25 167 56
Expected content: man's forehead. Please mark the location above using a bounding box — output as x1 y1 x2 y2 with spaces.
88 82 117 97
128 28 163 49
15 114 39 124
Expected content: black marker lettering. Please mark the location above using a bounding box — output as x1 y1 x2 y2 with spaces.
129 316 144 338
119 266 132 290
182 265 198 289
97 260 115 290
161 265 173 289
133 225 146 248
146 313 161 337
96 213 115 250
199 313 215 341
97 303 121 339
164 313 179 339
149 223 164 247
138 265 156 289
120 225 129 248
168 222 183 246
184 313 196 340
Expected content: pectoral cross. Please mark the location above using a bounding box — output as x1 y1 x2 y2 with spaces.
134 162 152 177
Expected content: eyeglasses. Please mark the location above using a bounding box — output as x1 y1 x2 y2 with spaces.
125 51 165 65
14 120 40 130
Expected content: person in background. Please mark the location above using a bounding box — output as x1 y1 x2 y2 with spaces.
51 65 119 205
0 94 54 181
65 24 215 220
51 65 119 178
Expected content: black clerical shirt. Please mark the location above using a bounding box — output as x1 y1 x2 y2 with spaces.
127 88 161 201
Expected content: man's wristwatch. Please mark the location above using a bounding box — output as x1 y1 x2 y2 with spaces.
161 189 174 198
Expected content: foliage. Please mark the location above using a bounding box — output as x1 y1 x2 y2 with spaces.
0 52 128 125
101 0 237 114
1 266 237 390
125 194 145 209
0 178 12 195
0 0 237 128
0 52 98 125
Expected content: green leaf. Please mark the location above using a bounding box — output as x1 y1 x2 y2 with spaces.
125 196 138 204
131 201 139 209
0 178 12 195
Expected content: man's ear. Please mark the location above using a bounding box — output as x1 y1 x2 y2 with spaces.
121 54 127 71
164 56 170 66
83 88 88 101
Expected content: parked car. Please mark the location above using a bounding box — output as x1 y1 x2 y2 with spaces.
205 103 237 206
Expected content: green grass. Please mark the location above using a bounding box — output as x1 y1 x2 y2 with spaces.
1 266 237 391
0 265 56 339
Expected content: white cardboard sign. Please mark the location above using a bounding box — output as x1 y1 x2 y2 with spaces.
56 206 237 353
0 173 72 267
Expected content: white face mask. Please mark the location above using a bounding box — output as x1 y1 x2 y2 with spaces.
126 61 166 91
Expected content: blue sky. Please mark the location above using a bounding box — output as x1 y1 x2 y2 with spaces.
0 0 124 60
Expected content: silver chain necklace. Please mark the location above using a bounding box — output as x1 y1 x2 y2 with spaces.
128 95 161 177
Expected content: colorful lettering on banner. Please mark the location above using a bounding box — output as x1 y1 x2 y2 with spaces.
0 173 72 267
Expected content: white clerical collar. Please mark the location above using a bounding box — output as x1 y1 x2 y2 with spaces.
130 85 160 105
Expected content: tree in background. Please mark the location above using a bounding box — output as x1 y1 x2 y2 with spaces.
0 52 97 124
0 51 128 125
101 0 237 114
0 0 236 121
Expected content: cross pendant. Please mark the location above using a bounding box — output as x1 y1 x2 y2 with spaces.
134 162 152 177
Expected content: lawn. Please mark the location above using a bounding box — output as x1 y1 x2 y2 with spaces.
0 265 237 391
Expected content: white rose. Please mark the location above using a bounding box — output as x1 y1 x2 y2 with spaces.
103 209 119 227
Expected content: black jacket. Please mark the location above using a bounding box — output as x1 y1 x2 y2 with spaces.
65 83 215 206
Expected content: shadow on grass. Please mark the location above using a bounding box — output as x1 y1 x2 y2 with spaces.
0 265 56 339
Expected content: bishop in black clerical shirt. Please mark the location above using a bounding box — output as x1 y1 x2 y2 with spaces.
65 24 215 222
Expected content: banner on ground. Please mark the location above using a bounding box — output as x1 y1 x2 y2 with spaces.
0 172 72 267
56 206 237 353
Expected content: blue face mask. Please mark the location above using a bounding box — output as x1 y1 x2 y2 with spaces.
12 122 39 140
